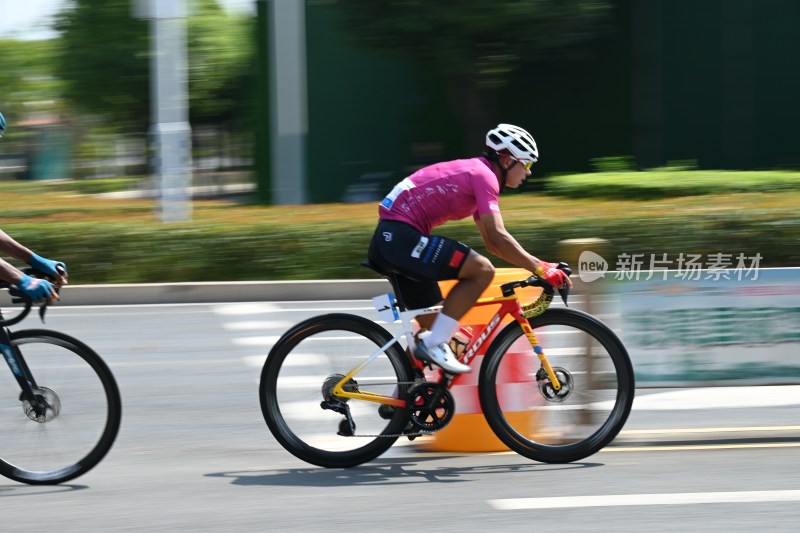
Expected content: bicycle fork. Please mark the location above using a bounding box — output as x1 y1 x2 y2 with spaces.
515 313 563 392
0 329 48 418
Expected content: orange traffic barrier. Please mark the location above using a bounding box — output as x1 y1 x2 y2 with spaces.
418 268 543 452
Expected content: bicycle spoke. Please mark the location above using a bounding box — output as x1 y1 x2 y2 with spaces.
0 332 120 484
480 308 634 463
260 314 413 468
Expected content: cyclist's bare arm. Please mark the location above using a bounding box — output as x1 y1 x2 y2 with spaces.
0 231 33 284
0 230 68 287
475 213 545 272
0 258 25 285
0 230 34 263
476 214 572 288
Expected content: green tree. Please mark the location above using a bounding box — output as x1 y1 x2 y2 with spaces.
0 39 63 120
54 0 254 132
327 0 612 145
188 0 253 125
54 0 150 131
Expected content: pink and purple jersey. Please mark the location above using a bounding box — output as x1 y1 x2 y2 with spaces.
378 157 500 234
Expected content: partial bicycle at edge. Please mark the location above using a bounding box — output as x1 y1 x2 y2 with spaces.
0 270 121 485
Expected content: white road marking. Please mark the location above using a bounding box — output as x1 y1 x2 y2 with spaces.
222 321 294 330
244 355 267 367
621 425 800 436
606 442 800 452
488 490 800 510
633 385 800 410
213 303 281 315
232 336 280 346
212 303 373 315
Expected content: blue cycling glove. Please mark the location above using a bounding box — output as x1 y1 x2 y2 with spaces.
16 274 57 302
27 253 67 277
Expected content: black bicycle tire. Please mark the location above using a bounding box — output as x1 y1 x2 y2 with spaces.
478 307 634 463
260 313 413 468
0 329 122 484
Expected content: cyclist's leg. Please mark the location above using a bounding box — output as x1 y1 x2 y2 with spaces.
412 254 492 373
369 220 490 370
438 250 494 323
410 251 494 330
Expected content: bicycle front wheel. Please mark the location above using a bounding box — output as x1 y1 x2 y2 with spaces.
260 313 414 468
479 308 634 463
0 330 122 484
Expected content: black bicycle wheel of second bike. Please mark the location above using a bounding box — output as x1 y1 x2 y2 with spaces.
0 330 122 484
479 307 635 464
260 313 414 468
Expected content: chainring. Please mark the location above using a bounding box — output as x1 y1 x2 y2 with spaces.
407 382 455 432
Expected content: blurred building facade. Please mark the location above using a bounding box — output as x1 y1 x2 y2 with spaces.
290 0 800 203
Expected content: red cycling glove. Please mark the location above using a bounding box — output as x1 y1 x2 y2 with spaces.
535 261 569 287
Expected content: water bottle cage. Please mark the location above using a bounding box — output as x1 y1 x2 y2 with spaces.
520 291 553 319
449 337 469 357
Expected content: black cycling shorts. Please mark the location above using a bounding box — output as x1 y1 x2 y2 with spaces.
368 220 471 310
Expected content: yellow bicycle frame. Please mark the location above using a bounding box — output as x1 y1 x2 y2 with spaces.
332 289 563 406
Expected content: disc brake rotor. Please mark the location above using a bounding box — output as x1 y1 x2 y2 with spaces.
22 387 61 422
538 367 574 403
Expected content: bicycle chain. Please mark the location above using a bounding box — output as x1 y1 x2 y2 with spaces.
338 377 447 437
342 432 434 438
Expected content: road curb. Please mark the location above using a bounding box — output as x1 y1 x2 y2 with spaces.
58 279 393 305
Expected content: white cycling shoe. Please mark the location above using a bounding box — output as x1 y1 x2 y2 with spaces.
414 339 472 374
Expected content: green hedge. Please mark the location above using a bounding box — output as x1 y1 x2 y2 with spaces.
6 210 798 284
2 172 799 283
545 170 800 200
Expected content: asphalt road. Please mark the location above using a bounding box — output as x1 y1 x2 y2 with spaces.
1 301 798 531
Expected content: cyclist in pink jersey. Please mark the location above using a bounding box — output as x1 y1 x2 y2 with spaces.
368 124 570 374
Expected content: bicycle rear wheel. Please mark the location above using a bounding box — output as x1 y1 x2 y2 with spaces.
0 330 122 484
260 313 414 468
479 308 634 463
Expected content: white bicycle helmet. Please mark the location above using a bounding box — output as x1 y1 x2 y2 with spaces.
485 123 539 163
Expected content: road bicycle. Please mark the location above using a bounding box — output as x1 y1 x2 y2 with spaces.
260 261 634 468
0 271 122 484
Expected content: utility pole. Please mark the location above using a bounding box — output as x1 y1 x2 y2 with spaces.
135 0 193 221
255 0 308 205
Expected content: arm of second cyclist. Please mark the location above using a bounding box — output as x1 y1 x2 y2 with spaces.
475 213 571 288
0 230 68 286
0 257 23 286
0 257 58 303
27 253 68 287
0 229 32 263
